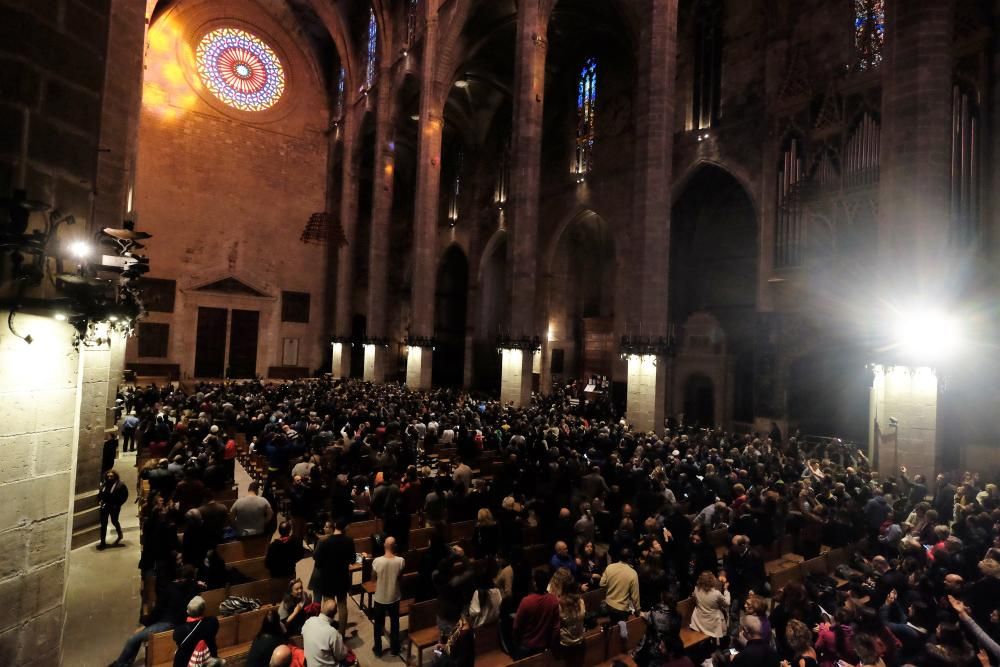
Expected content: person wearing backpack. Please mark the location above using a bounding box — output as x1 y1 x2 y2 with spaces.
172 596 224 667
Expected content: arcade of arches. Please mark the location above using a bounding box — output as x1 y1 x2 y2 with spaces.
2 0 1000 664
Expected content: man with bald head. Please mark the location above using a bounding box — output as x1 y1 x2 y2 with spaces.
372 535 405 655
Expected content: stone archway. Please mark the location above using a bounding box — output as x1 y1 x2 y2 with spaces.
433 245 469 387
670 164 758 425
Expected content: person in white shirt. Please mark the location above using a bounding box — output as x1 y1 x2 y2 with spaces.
228 482 274 536
452 457 473 492
371 536 405 656
302 598 347 666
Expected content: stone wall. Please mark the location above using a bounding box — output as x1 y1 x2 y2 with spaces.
131 0 330 379
0 0 116 663
0 314 84 666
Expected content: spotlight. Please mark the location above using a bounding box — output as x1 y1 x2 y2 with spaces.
54 313 67 321
454 79 470 89
109 315 119 322
893 307 961 362
70 240 91 259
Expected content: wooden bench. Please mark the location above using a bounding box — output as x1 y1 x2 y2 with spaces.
404 599 439 667
450 520 475 543
229 556 270 581
472 621 507 667
346 519 378 539
599 615 646 667
216 534 270 563
769 563 803 594
677 597 711 649
145 604 275 667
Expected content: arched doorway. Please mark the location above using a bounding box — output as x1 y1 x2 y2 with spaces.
683 374 715 427
474 233 508 391
788 346 870 442
433 246 469 387
547 210 616 384
670 165 757 424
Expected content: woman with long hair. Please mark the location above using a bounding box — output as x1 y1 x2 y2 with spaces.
815 606 857 667
783 619 819 667
245 608 286 667
279 578 314 636
474 508 499 559
690 571 730 640
468 572 502 628
556 574 587 663
576 540 607 591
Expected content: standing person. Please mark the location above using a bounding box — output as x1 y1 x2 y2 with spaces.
556 575 587 663
690 571 730 642
172 596 222 667
601 548 641 622
302 597 348 666
98 469 129 549
309 519 355 638
121 409 140 452
101 431 118 475
229 481 274 537
513 569 561 659
371 536 405 656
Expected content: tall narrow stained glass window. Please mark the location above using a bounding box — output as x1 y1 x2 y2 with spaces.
448 149 463 225
196 28 285 111
407 0 419 47
366 8 378 89
951 83 981 246
334 67 346 120
575 57 597 176
854 0 885 71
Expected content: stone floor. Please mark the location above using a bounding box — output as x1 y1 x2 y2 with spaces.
63 455 412 666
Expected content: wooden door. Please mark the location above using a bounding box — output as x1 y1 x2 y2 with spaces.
228 309 259 378
194 307 228 377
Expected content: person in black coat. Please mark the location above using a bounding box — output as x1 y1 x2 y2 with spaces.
309 518 355 637
101 432 118 475
98 469 129 549
265 521 305 579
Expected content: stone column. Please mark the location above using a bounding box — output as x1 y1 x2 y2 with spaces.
625 0 679 434
406 1 443 389
71 343 112 548
333 107 361 378
500 0 551 407
870 0 955 482
365 66 397 383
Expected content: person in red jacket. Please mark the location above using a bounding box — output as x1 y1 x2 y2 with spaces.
513 569 561 659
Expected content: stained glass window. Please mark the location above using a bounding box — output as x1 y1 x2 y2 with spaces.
196 28 285 111
366 8 378 89
575 58 597 176
448 149 463 225
334 67 345 120
407 0 419 47
854 0 885 71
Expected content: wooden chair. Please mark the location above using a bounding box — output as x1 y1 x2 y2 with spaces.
404 599 439 667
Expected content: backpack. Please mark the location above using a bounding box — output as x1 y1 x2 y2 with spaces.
218 595 260 617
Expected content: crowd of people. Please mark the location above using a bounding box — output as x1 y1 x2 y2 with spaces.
105 377 1000 667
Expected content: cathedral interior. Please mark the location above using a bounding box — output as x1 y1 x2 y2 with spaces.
1 1 1000 665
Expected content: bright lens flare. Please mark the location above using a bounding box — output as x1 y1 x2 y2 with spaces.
893 309 961 362
70 240 91 259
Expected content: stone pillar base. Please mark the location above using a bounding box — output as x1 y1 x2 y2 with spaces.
500 349 533 407
406 346 433 389
331 343 350 379
626 354 668 435
870 364 939 482
363 344 388 384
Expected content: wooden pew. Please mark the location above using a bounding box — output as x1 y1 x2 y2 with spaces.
229 556 270 581
145 604 276 667
601 615 646 666
677 597 711 649
404 599 439 667
216 534 270 563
